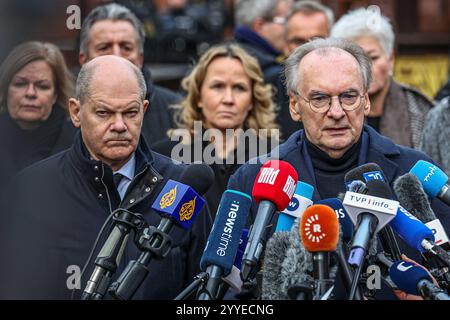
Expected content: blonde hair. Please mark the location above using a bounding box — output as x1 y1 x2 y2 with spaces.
173 43 279 139
0 41 75 114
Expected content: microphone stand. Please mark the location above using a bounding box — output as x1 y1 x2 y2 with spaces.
107 219 174 300
81 209 146 300
174 272 209 300
337 243 363 300
348 262 364 300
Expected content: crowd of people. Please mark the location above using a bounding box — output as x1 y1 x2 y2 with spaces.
0 0 449 301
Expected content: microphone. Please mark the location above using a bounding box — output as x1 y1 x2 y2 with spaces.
317 198 353 243
108 164 213 300
234 228 248 270
275 181 314 232
197 190 252 300
358 179 450 269
261 231 291 300
394 173 450 249
344 163 402 262
281 218 314 300
410 160 450 206
300 204 340 297
343 183 399 267
241 160 298 282
316 199 362 299
389 261 450 300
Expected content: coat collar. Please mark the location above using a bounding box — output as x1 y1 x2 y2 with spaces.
276 125 401 200
67 131 157 187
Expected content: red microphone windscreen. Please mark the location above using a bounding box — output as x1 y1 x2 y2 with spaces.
300 204 339 252
252 160 299 211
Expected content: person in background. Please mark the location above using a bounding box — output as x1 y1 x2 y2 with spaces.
331 8 434 149
152 43 279 215
0 41 77 195
234 0 297 140
419 96 450 176
285 0 334 56
79 3 181 145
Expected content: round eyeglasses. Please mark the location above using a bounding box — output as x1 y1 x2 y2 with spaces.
293 90 365 114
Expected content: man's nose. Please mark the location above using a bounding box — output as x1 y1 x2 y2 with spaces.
327 96 345 118
111 114 127 132
112 44 121 57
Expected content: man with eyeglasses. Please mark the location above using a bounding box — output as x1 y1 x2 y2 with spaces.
227 38 450 299
234 0 298 140
285 1 334 56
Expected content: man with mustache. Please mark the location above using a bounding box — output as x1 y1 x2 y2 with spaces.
227 38 450 299
0 55 212 299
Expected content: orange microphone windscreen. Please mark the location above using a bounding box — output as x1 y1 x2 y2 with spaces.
300 204 339 252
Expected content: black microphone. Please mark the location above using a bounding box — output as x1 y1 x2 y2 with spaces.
108 163 214 300
81 213 146 299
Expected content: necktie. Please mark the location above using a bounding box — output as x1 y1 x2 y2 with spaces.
113 173 123 189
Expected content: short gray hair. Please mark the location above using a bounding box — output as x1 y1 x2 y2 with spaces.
331 8 395 55
80 3 145 56
235 0 284 26
76 58 147 105
284 38 372 94
288 1 334 30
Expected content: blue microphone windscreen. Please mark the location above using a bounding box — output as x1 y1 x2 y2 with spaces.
317 198 353 242
152 179 205 229
297 181 314 199
389 206 435 252
410 160 448 198
200 190 252 275
389 260 432 295
234 228 249 269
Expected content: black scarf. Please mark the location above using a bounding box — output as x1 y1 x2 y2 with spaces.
0 105 68 174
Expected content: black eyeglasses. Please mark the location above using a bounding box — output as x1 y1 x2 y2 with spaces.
293 90 365 114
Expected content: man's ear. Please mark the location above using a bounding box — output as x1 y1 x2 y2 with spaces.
289 94 301 122
143 100 149 114
137 52 144 69
363 93 371 116
69 98 82 128
79 53 87 66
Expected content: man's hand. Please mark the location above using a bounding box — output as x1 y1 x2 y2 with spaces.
393 254 439 300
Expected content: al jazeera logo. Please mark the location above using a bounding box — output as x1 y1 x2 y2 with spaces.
180 197 197 221
160 185 177 209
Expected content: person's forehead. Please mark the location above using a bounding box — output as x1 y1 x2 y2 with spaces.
89 19 138 41
14 60 53 78
289 10 328 27
87 61 140 91
300 48 359 72
298 49 363 89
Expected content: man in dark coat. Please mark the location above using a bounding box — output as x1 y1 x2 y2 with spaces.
227 38 450 299
79 3 180 145
0 55 212 299
234 0 299 140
